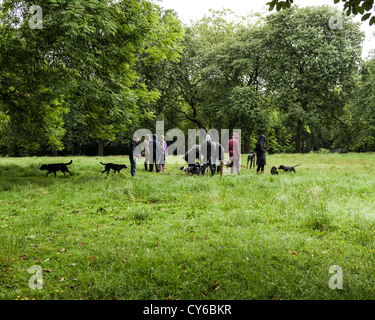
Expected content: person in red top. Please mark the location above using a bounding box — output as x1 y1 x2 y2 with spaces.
229 133 241 174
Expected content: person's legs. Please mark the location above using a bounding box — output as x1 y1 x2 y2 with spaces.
257 165 264 174
149 158 155 172
234 159 239 174
130 158 136 177
209 156 215 175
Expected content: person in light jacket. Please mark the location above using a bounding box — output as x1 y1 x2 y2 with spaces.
159 135 168 172
229 133 241 175
144 134 151 171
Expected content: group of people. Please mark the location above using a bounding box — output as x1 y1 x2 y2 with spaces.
129 132 268 177
129 134 168 177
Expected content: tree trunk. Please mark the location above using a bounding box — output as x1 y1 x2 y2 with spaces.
302 136 305 154
295 121 302 153
98 139 104 157
244 136 250 154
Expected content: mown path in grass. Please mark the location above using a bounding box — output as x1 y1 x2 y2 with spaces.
1 153 375 300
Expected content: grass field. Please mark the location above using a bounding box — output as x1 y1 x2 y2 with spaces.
1 153 375 300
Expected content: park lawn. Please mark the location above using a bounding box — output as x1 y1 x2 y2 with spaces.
1 153 375 300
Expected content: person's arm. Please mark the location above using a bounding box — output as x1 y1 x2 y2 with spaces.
235 140 241 158
164 142 168 156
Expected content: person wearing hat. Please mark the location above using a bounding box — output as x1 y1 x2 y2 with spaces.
255 134 267 175
229 133 241 174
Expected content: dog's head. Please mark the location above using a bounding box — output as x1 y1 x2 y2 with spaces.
179 166 185 171
40 164 48 171
120 164 128 169
271 167 279 175
225 159 233 168
278 165 285 170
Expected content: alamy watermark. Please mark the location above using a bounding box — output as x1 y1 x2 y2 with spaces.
28 5 43 29
133 121 242 174
329 265 343 290
28 265 43 290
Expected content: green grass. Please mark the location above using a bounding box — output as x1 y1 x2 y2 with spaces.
1 153 375 300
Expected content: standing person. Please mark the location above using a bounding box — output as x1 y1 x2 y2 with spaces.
201 134 215 176
255 134 267 175
129 135 141 177
144 134 151 171
229 133 241 175
159 135 168 172
212 140 224 174
149 134 161 173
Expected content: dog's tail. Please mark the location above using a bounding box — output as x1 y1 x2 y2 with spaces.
100 162 107 165
65 160 73 165
293 164 301 168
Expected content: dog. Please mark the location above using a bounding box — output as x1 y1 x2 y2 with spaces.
224 159 246 170
100 162 128 175
179 165 203 176
271 166 279 175
247 153 256 169
278 164 300 173
224 159 233 169
40 160 73 177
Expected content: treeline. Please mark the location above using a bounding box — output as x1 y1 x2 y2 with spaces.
0 1 374 156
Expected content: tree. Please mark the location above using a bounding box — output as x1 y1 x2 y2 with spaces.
267 0 375 25
0 0 183 154
342 53 375 151
200 24 269 152
264 6 363 153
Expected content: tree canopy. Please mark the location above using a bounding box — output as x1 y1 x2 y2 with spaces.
1 3 374 156
267 0 375 25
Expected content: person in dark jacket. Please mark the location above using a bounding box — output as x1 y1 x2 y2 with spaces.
149 134 161 173
129 135 141 177
212 140 224 174
183 144 201 166
255 134 267 175
201 134 215 176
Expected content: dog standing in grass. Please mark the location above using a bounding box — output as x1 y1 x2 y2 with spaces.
247 153 256 169
40 160 73 177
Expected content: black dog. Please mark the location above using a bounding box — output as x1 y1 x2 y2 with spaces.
247 153 256 169
271 166 279 175
278 164 300 173
40 160 73 177
100 162 128 175
179 164 203 176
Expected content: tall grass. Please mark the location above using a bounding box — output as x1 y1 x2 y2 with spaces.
1 153 375 300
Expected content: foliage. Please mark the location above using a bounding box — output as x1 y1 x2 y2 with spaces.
267 0 375 25
2 154 375 299
0 0 184 152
